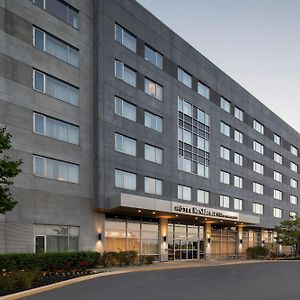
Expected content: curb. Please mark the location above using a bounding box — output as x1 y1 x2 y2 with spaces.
0 260 294 299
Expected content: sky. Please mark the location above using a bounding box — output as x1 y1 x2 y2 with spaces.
137 0 300 132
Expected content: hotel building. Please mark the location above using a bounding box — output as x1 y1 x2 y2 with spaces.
1 0 299 260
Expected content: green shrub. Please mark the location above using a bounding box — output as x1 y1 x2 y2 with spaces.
246 246 269 259
0 251 101 272
145 256 155 264
117 251 138 266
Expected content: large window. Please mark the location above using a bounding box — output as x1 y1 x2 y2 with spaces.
115 24 136 52
144 45 163 69
33 27 79 67
33 155 79 183
145 177 162 195
33 0 79 29
273 189 282 200
33 69 78 106
178 67 192 88
234 198 243 211
220 146 230 161
253 120 264 134
145 111 163 132
253 140 264 155
291 145 298 156
197 189 209 204
115 169 136 190
290 162 298 173
114 96 136 122
197 82 210 100
290 178 298 189
144 144 162 164
220 195 230 208
273 134 281 145
234 175 243 189
234 107 244 121
234 129 243 144
273 208 282 218
290 195 298 205
253 182 263 195
273 171 282 182
234 153 243 166
220 170 230 185
115 60 136 87
144 78 163 100
178 185 191 201
220 97 230 113
274 152 282 164
253 161 264 174
33 113 78 144
115 133 136 156
253 203 264 215
220 122 230 137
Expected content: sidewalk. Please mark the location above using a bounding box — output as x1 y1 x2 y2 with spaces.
0 259 265 300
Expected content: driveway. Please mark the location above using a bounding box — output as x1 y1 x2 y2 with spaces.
22 261 300 300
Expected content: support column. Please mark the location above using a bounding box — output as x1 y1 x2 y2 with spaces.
159 218 168 262
95 212 105 253
261 228 265 247
237 226 243 257
205 222 211 259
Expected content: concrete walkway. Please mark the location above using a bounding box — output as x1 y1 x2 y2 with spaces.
1 259 265 300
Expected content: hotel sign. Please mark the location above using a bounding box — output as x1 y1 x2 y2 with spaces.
172 203 239 221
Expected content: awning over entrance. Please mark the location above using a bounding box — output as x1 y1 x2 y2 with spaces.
104 193 260 225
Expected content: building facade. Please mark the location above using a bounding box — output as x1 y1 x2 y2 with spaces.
1 0 299 259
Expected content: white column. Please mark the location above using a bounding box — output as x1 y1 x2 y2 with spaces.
237 226 243 256
95 212 105 253
205 223 211 259
159 218 168 262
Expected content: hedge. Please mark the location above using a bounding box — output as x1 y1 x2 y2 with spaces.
246 246 269 259
0 251 100 272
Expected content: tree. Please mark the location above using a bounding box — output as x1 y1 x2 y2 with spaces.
0 127 22 214
275 217 300 256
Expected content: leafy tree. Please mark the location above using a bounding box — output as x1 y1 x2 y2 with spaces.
0 127 22 214
275 217 300 256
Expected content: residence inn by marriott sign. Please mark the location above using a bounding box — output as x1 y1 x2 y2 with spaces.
172 203 239 221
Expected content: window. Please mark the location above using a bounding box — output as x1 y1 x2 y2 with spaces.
197 82 210 100
197 190 209 204
291 145 298 156
33 69 79 106
220 170 230 185
145 177 162 195
178 97 192 117
273 208 282 218
291 162 298 173
253 182 264 195
115 169 136 190
178 156 192 173
33 0 79 29
144 144 162 164
234 175 243 189
114 96 136 122
115 133 136 156
33 113 79 144
178 127 192 145
290 212 298 220
220 195 230 208
220 97 230 113
253 140 264 154
115 24 136 52
33 155 79 183
234 107 244 121
220 146 230 161
144 78 163 100
274 152 282 164
234 153 243 166
290 178 298 189
253 120 264 134
274 134 281 145
114 60 136 87
253 161 264 175
197 163 209 178
197 136 209 152
178 185 191 201
273 189 282 200
273 171 282 182
178 67 192 88
234 129 243 144
145 111 162 132
234 198 243 211
220 122 230 137
33 27 79 67
253 203 264 215
290 195 298 205
144 45 163 69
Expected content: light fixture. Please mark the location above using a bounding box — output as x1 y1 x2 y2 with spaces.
175 214 178 217
195 217 198 220
205 218 208 221
138 209 141 213
163 236 167 242
98 233 102 241
207 238 211 244
239 239 243 244
262 240 265 245
152 212 156 215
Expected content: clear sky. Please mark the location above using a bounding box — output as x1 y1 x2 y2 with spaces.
137 0 300 133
